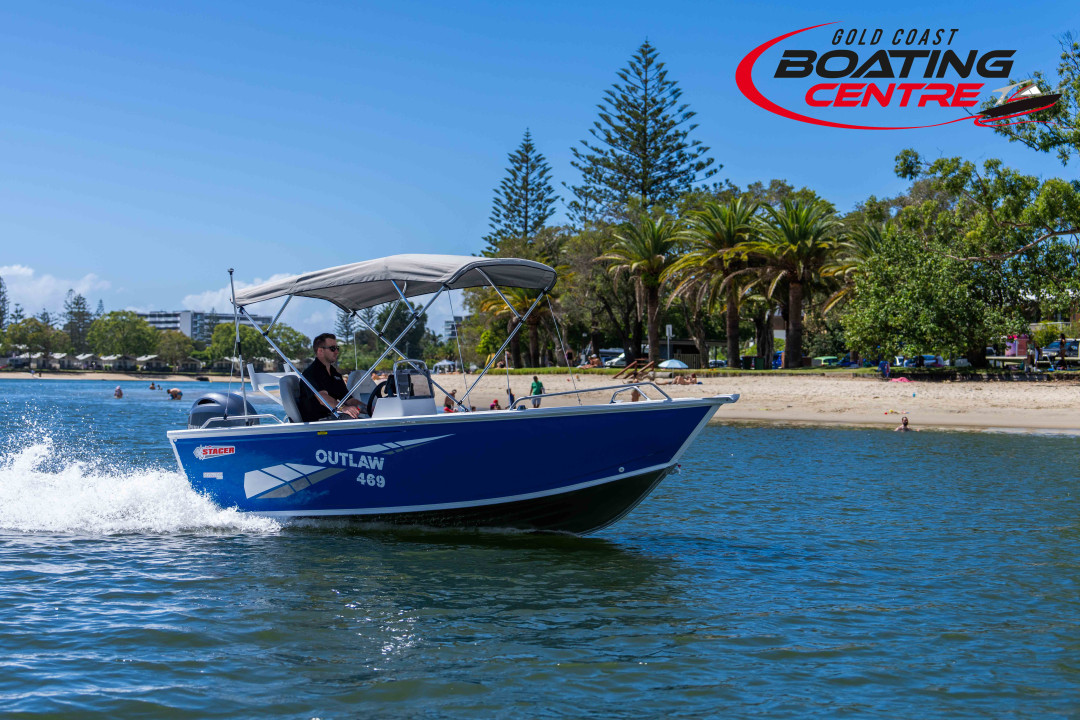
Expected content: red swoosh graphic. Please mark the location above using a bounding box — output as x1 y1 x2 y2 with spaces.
735 23 973 131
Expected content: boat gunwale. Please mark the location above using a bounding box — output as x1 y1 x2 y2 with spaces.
166 394 737 441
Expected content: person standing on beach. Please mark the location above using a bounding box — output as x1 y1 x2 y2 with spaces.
530 375 544 408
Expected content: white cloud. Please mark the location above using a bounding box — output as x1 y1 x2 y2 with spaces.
180 273 294 315
0 265 111 314
181 275 455 342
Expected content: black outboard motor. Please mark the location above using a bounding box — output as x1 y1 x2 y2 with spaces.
187 392 260 430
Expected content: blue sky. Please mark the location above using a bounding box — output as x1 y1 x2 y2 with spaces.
1 0 1075 339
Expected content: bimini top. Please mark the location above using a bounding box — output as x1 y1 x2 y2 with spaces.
234 254 557 311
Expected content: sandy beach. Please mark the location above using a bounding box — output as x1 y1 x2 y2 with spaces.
419 372 1080 432
6 370 1079 432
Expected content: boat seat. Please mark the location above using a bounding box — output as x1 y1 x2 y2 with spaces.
347 371 378 408
278 374 304 424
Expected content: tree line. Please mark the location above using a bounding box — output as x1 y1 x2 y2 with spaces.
2 38 1076 372
0 287 311 370
457 38 1080 369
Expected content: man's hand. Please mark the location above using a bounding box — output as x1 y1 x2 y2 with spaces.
340 405 361 419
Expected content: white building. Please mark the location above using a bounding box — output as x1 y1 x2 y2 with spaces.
138 310 272 343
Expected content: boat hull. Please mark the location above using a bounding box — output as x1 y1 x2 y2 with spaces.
167 398 727 534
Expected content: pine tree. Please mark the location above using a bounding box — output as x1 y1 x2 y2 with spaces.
94 299 105 320
335 308 356 345
483 129 558 256
63 290 94 353
569 41 717 223
10 303 25 325
0 276 8 331
36 308 52 327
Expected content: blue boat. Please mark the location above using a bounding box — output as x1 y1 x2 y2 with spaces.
167 255 737 533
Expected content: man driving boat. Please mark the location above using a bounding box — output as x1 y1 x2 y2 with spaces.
298 333 365 421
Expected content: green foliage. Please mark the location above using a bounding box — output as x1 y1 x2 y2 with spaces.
377 301 428 357
0 276 8 331
86 311 158 357
841 232 1022 361
156 330 194 366
894 150 1080 320
602 214 681 362
268 324 310 361
1033 326 1061 348
334 309 357 346
803 310 847 358
208 323 269 362
666 197 760 365
476 329 503 356
989 32 1080 166
568 41 716 223
484 129 558 255
737 198 843 367
62 290 93 353
4 318 69 356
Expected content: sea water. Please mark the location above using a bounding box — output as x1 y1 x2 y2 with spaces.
1 379 1078 718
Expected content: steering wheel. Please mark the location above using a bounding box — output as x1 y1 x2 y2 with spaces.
366 381 387 417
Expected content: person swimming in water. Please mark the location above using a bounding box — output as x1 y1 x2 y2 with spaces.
895 416 918 432
113 386 123 399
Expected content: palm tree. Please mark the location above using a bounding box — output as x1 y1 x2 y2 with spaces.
822 221 890 313
600 215 681 364
736 199 842 368
478 286 547 367
665 198 760 367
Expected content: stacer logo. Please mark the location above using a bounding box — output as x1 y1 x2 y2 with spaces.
193 445 236 461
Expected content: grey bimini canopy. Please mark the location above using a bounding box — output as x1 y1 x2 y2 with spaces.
234 254 557 312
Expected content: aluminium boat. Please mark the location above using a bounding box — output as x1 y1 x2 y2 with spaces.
167 254 737 534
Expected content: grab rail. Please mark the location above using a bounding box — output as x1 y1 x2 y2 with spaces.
508 382 672 410
199 413 286 429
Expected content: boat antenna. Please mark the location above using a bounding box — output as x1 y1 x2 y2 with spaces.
351 311 359 371
228 268 250 420
547 295 581 405
447 289 468 411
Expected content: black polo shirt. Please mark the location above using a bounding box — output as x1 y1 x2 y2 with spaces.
298 359 349 422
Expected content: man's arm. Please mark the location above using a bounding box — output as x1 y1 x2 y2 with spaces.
318 390 361 418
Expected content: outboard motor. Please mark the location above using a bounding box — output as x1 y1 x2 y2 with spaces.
187 392 260 429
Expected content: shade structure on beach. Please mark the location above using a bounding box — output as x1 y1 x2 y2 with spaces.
234 254 557 312
658 359 689 369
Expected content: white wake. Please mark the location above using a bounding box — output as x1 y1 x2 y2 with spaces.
0 437 280 535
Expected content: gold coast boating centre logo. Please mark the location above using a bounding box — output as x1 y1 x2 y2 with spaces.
736 22 1061 130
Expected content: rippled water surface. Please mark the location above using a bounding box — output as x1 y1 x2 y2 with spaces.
2 379 1079 718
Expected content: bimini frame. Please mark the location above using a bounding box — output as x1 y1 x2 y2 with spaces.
229 264 553 418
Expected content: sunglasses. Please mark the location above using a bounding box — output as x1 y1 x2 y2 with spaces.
321 345 340 352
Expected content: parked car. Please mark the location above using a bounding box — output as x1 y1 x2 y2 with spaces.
895 354 944 368
1042 339 1079 358
604 353 627 368
708 359 727 368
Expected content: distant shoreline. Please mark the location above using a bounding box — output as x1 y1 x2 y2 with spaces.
4 369 1077 433
0 371 235 383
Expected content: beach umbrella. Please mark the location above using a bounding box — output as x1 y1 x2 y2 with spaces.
658 359 689 369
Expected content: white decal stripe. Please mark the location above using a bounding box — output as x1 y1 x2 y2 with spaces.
262 464 302 482
351 443 389 453
285 463 323 475
244 470 286 498
253 462 674 517
348 434 452 455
